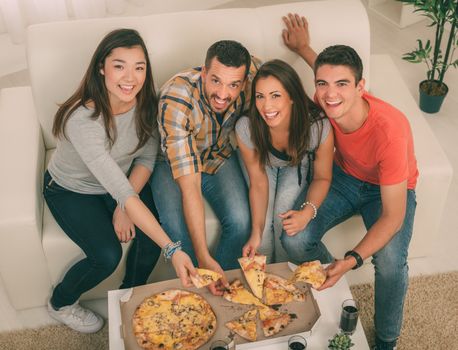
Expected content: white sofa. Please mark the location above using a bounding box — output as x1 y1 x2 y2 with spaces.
0 0 452 312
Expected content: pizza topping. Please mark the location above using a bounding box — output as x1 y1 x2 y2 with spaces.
263 273 306 305
132 290 216 350
223 279 267 308
190 268 222 289
238 255 267 299
225 308 258 342
258 306 292 337
291 260 327 289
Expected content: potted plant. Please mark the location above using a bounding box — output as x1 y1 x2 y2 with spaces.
328 332 354 350
398 0 458 113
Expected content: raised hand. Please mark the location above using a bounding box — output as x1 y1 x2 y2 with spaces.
282 13 310 54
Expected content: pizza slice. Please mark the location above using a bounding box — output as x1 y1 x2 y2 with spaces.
225 308 258 342
190 268 222 288
258 306 292 337
291 260 327 289
223 279 266 308
238 255 266 299
263 273 306 305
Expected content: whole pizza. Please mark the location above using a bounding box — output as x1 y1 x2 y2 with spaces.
132 289 217 350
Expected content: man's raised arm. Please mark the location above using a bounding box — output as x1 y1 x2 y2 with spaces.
282 13 317 69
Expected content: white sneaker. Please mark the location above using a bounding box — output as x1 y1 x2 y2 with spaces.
48 300 104 333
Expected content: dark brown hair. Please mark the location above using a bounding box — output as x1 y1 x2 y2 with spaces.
205 40 251 79
314 45 363 84
249 59 323 167
52 28 158 153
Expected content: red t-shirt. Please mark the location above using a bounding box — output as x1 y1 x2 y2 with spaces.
329 92 418 189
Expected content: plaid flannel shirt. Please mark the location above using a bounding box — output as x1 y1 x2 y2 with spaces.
158 57 261 179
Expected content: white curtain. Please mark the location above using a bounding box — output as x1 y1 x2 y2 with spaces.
0 0 130 44
0 0 27 43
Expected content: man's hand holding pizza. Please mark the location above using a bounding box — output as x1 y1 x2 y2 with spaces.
199 255 229 296
317 259 354 291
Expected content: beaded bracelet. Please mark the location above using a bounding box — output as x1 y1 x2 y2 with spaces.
163 241 182 261
300 201 317 219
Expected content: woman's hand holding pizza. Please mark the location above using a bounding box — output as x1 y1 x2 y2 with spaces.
242 232 262 258
171 250 197 288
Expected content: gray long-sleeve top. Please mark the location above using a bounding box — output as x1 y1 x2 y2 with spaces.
48 105 158 208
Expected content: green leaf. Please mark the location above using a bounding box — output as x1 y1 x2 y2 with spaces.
424 39 431 51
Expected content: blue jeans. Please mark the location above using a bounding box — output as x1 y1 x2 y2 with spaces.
149 153 251 270
282 164 416 345
240 162 310 264
43 171 161 308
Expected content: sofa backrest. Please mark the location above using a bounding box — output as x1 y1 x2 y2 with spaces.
26 0 370 149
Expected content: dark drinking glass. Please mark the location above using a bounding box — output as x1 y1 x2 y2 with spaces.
339 299 359 335
288 335 307 350
210 340 229 350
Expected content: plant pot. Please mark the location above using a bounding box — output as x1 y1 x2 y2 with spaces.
419 80 448 114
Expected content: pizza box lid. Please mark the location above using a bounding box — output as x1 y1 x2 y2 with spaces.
118 261 321 349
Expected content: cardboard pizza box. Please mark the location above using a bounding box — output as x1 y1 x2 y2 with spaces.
118 262 321 349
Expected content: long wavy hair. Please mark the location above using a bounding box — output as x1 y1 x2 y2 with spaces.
52 28 158 153
249 59 323 167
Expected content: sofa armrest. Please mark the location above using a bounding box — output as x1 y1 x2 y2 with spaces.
369 54 453 258
0 87 52 310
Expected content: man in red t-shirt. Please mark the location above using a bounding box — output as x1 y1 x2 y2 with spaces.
280 14 418 350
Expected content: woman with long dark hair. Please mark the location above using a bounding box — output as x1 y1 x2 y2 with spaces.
236 59 334 262
44 28 194 333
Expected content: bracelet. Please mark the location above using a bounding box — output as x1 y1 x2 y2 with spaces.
163 241 182 261
344 250 364 270
300 201 317 219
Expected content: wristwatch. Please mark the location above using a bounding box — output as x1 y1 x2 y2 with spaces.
344 250 364 270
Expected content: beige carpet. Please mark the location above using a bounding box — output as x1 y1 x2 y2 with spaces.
0 323 109 350
0 271 456 350
350 271 458 349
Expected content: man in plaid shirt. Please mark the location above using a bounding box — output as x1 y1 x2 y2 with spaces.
149 40 260 295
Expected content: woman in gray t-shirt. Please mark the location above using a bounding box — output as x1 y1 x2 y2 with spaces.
236 59 334 263
43 29 195 333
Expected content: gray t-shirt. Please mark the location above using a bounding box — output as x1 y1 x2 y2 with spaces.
235 115 331 168
48 105 159 207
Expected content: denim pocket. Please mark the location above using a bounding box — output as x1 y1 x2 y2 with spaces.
43 171 67 196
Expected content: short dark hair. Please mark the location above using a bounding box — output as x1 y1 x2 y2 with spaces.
314 45 363 84
205 40 251 79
